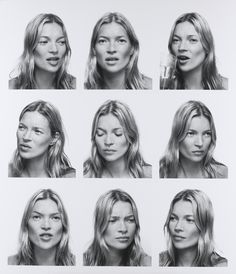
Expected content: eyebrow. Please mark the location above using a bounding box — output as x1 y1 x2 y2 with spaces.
173 34 198 38
97 127 123 131
32 210 60 215
39 35 65 39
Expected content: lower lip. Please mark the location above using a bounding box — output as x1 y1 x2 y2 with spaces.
173 236 185 241
116 238 129 243
19 145 31 152
47 60 60 66
104 150 116 155
40 235 52 241
105 60 118 65
192 151 204 156
178 59 189 65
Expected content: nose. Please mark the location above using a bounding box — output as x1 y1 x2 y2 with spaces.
178 40 188 51
49 42 58 53
174 220 184 231
118 220 128 233
106 41 117 54
194 134 203 147
41 218 51 230
104 134 114 147
22 130 32 141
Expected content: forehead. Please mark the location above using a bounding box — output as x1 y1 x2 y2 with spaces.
172 200 195 216
188 115 210 130
98 22 128 37
39 22 64 37
97 113 123 129
174 21 199 37
20 111 50 128
111 201 133 215
33 198 59 213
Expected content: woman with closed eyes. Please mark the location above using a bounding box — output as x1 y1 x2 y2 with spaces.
8 189 75 265
9 13 76 89
83 189 151 266
84 12 152 89
159 189 227 266
8 100 75 178
83 100 152 178
167 12 227 90
159 100 227 178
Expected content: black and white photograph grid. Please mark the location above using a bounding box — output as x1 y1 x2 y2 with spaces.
0 0 235 273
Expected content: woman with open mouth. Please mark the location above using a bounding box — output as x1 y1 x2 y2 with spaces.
8 100 76 178
84 12 152 89
159 189 227 266
83 189 151 266
9 13 76 89
8 189 75 265
159 100 227 178
83 100 152 178
165 12 228 90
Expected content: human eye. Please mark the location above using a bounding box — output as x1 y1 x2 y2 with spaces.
52 215 61 222
57 39 66 46
108 218 117 223
96 130 104 137
97 38 107 45
189 37 198 43
204 131 212 137
32 214 41 221
38 39 48 45
118 38 127 44
114 131 123 137
126 217 135 223
169 215 177 222
18 124 25 131
172 37 180 44
186 131 195 137
34 128 43 135
186 217 195 223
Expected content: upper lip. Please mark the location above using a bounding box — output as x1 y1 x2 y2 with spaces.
39 233 53 237
116 236 129 240
105 57 119 61
104 149 116 152
46 57 60 61
192 150 204 153
177 55 190 60
20 143 32 148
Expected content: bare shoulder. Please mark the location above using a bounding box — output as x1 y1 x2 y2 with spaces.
215 164 228 178
221 76 228 90
61 168 76 178
9 77 19 89
8 254 19 265
143 164 152 178
142 75 152 89
140 253 152 266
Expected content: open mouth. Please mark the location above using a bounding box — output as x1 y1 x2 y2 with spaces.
40 233 53 240
105 57 119 61
46 57 60 66
178 55 190 64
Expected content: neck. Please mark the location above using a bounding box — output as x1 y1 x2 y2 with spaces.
179 157 204 178
105 248 123 266
183 66 203 89
102 70 126 89
33 246 57 265
23 155 49 177
103 157 130 178
35 68 56 89
175 245 197 266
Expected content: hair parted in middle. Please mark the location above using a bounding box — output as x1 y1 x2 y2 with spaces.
17 189 75 265
83 100 148 177
84 12 148 89
83 189 144 266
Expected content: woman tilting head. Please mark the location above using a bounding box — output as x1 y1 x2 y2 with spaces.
84 100 152 178
159 189 227 267
9 100 75 178
159 100 227 178
8 189 75 265
84 12 152 89
83 189 151 266
9 13 76 89
168 12 227 90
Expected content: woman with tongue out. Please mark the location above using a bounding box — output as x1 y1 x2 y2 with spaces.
8 189 75 265
168 12 228 90
84 12 152 89
9 13 76 89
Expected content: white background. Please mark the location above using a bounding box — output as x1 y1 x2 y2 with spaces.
0 0 235 274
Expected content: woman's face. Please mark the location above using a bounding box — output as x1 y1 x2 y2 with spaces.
104 201 136 251
179 115 212 163
17 111 53 161
168 200 200 250
94 22 133 75
34 22 66 74
95 113 129 163
171 21 206 73
28 198 63 251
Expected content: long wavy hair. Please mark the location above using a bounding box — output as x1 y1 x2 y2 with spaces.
10 100 73 177
159 100 224 178
168 12 225 89
17 189 75 265
84 12 147 89
84 100 148 177
10 13 74 89
163 189 215 266
84 189 144 266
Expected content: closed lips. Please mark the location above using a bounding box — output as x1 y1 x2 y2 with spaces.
20 144 31 148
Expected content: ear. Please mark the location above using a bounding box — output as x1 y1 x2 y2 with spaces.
130 47 134 57
50 132 60 146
